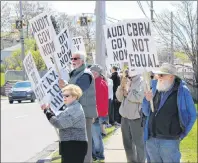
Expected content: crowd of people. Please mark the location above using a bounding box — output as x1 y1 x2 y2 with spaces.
41 51 197 163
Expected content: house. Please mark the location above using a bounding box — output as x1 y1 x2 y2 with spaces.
1 43 21 62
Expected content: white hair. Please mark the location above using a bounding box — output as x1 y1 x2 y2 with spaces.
73 51 86 63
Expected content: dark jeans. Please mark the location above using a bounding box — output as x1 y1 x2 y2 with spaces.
113 98 121 124
108 99 114 125
60 141 88 163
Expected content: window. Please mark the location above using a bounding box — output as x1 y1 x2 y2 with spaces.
14 82 31 88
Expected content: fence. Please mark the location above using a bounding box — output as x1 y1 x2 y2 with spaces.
1 70 48 96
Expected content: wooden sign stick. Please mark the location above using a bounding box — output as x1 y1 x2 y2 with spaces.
143 70 154 112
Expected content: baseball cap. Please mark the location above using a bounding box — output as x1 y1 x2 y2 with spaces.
90 64 103 75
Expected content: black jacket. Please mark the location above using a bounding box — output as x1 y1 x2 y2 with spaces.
111 72 120 98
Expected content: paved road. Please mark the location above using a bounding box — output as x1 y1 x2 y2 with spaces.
1 99 58 162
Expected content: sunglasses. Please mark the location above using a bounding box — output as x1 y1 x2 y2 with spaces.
158 74 167 77
62 94 71 98
71 57 80 61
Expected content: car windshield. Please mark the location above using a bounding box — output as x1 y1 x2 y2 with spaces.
14 82 31 88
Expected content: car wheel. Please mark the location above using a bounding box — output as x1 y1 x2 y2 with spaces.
9 100 13 104
31 99 35 103
18 100 21 103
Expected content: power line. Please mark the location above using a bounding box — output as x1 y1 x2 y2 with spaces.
137 1 149 18
142 1 170 43
106 16 120 21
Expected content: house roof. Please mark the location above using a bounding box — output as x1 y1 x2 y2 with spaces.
1 43 21 52
1 43 21 61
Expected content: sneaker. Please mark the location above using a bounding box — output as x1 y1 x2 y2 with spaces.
101 133 107 137
106 124 112 128
114 122 121 126
93 156 97 161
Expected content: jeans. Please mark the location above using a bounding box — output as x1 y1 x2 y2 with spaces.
92 121 105 160
146 137 181 163
99 116 108 124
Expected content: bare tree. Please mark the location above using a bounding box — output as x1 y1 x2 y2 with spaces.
13 1 52 38
1 1 12 31
154 1 197 84
56 13 96 63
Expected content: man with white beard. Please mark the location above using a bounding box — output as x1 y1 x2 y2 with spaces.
142 63 196 163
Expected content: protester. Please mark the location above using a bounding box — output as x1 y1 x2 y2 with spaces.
116 70 145 163
90 64 108 161
111 66 121 125
41 84 87 163
59 51 97 163
106 73 114 127
142 63 197 163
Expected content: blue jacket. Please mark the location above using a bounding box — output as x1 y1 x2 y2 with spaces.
142 79 196 142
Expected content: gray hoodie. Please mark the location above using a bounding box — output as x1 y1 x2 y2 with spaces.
116 75 145 120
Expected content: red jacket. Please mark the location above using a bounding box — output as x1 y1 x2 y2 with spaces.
95 76 109 117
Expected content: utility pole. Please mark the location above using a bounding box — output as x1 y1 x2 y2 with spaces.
150 1 154 22
170 12 174 64
19 0 26 80
95 1 106 70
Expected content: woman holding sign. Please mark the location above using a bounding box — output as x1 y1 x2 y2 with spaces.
41 84 88 163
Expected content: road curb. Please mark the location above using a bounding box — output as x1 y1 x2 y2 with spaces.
36 148 59 163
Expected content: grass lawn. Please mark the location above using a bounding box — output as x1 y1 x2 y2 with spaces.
195 103 198 111
51 126 116 163
180 119 197 162
180 104 197 162
1 73 5 87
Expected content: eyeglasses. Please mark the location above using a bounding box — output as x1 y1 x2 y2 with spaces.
62 94 71 98
71 57 80 61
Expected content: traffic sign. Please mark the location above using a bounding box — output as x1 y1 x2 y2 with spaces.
80 17 88 26
16 20 23 29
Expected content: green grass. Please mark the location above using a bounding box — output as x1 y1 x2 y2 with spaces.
1 73 5 87
51 126 116 163
195 103 198 111
180 119 197 162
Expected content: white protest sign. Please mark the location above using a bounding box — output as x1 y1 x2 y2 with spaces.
105 56 122 73
41 67 65 114
23 53 47 103
103 19 159 73
71 36 86 53
56 27 72 69
54 27 72 81
29 12 58 69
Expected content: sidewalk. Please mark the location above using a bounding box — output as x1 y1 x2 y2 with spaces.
104 127 127 162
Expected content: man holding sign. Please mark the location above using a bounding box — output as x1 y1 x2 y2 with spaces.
59 51 97 163
142 63 196 162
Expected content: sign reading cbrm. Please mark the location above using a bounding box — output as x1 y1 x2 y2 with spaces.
29 13 57 69
103 19 159 72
